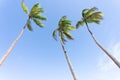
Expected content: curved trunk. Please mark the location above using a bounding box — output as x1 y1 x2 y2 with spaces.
0 18 30 66
85 21 120 68
59 36 78 80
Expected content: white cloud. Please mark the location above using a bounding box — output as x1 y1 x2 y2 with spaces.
81 42 120 80
97 42 120 71
93 42 120 80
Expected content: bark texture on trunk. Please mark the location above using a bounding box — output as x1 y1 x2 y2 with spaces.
59 36 78 80
85 21 120 68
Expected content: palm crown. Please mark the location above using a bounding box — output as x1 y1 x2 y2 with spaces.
52 16 78 80
52 16 75 44
76 7 103 28
0 1 47 66
22 1 46 31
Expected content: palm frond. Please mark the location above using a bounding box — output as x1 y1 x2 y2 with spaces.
33 18 44 27
60 33 67 44
52 29 58 41
53 16 74 44
33 15 47 20
29 3 44 17
63 31 73 40
59 16 74 43
59 16 72 27
85 7 98 17
22 2 46 31
76 20 84 29
86 19 101 24
88 12 103 20
82 9 88 17
27 20 33 31
81 7 103 25
30 3 39 12
66 26 76 31
21 1 28 14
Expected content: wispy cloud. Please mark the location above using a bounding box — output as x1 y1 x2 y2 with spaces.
97 42 120 71
82 42 120 80
92 42 120 80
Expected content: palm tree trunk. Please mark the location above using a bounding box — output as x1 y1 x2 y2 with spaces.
85 21 120 68
59 36 78 80
0 18 30 66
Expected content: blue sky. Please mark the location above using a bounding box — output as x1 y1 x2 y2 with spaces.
0 0 120 80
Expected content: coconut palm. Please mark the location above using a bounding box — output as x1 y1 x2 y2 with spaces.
76 7 120 68
52 16 78 80
0 0 46 66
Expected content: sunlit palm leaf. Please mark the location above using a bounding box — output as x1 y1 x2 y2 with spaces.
82 9 88 17
33 19 44 27
59 16 74 43
21 1 46 31
33 15 47 20
30 3 39 13
59 16 72 32
29 3 44 17
88 12 103 20
76 20 84 29
76 7 103 28
61 33 67 44
66 26 76 31
53 16 74 44
86 19 101 24
27 20 33 31
59 16 71 27
85 7 98 17
21 1 28 14
63 31 73 40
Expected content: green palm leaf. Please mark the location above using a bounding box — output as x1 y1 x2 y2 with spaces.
33 18 44 27
52 29 58 41
60 33 67 44
88 12 103 20
27 20 33 31
66 26 76 31
82 9 89 17
76 7 103 28
53 16 75 44
76 20 84 29
85 7 98 17
63 31 73 40
21 1 46 30
86 19 101 24
21 1 28 14
30 3 39 13
33 15 47 20
59 16 71 27
29 3 44 17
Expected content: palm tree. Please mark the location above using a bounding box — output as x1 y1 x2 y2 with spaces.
0 0 46 66
76 7 120 68
52 16 78 80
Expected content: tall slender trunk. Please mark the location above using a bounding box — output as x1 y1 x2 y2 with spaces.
85 21 120 68
0 18 30 66
59 36 78 80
